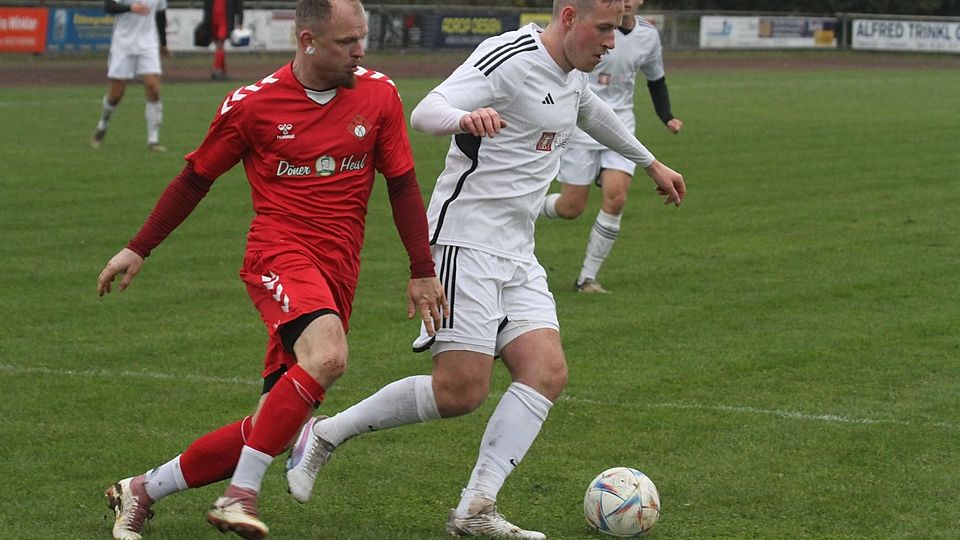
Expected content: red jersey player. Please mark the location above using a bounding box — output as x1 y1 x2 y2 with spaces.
96 0 446 539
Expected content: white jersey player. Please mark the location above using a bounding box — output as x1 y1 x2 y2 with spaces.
543 0 683 294
282 1 685 538
91 0 169 152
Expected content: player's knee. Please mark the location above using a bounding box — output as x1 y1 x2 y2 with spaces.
434 378 490 418
538 361 568 401
556 197 587 219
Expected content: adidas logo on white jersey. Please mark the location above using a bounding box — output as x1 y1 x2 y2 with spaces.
541 93 555 105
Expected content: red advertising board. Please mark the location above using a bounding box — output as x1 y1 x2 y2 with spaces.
0 8 48 53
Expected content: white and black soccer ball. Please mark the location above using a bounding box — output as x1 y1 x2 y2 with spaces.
584 467 660 537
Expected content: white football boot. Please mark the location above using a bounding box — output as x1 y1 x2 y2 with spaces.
575 278 609 294
285 415 336 503
446 498 546 539
205 485 268 540
105 476 154 540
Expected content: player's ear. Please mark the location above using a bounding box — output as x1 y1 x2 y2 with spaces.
561 5 576 30
297 29 315 52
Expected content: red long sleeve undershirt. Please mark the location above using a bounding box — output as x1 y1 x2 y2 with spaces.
127 163 213 258
127 164 435 279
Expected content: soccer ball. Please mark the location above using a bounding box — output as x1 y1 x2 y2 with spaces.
583 467 660 537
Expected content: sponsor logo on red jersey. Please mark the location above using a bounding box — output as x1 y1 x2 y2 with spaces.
277 123 295 140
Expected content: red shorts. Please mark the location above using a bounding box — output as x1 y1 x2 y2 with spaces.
240 248 355 378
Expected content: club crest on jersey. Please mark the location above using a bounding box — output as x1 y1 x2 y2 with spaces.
536 132 557 152
316 155 336 177
597 73 612 85
348 114 370 139
277 123 295 140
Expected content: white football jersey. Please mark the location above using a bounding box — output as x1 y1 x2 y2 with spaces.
109 0 166 54
570 17 664 149
424 24 600 262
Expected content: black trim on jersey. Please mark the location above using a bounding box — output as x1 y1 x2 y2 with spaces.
430 133 481 246
474 35 538 77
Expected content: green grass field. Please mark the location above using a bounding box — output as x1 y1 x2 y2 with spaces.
1 58 958 539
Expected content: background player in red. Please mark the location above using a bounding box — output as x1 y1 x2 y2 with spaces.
96 0 446 538
202 0 243 79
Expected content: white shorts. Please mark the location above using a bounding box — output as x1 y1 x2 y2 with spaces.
413 244 559 357
107 47 162 80
557 147 635 186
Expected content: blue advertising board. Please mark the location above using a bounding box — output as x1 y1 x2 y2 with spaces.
421 12 519 48
46 8 113 53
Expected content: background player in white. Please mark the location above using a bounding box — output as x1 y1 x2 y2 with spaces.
284 0 685 537
91 0 169 152
542 0 683 293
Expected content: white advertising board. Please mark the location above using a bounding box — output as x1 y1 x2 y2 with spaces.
165 9 298 52
700 15 837 49
852 19 960 53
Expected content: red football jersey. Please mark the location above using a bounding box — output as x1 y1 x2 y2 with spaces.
186 63 415 286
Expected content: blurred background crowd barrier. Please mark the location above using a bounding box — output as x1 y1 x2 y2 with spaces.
2 1 960 55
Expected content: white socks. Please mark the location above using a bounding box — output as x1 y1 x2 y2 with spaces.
142 455 188 502
97 95 116 131
540 193 561 219
315 375 440 447
145 100 163 145
230 446 273 493
579 209 621 284
455 382 553 517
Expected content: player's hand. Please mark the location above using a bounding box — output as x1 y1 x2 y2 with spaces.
644 160 685 207
130 3 150 15
460 108 507 138
406 277 448 336
666 118 683 134
97 248 145 296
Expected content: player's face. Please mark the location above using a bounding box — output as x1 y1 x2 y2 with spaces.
565 0 623 72
622 0 639 21
305 0 367 89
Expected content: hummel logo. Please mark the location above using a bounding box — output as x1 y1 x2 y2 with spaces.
541 93 555 105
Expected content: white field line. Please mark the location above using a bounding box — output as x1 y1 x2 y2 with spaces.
2 363 954 430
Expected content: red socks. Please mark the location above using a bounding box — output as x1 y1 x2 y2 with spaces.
180 416 251 487
214 49 226 72
247 365 325 456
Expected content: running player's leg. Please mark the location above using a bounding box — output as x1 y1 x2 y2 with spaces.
541 147 599 219
93 50 134 148
577 151 634 292
137 46 164 151
206 251 343 538
106 415 252 540
286 244 500 503
448 260 562 540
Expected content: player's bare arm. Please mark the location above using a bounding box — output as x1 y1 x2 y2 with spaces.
407 277 449 336
459 108 507 138
97 248 144 296
644 160 685 207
